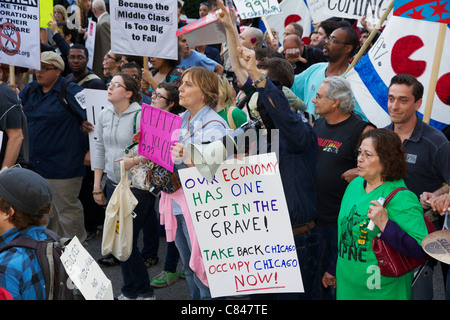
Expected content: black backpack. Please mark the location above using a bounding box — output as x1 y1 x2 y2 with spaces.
0 229 83 300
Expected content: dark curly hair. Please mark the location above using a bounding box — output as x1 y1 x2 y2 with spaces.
358 128 408 181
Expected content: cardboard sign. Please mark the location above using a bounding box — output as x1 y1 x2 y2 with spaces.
176 8 227 47
233 0 282 19
83 89 111 168
0 0 41 70
138 104 182 172
178 152 304 298
61 236 114 300
109 0 178 60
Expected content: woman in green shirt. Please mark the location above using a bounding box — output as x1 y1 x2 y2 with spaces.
215 75 248 130
322 129 429 299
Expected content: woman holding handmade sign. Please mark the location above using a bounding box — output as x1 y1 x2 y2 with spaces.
322 129 430 299
169 67 229 299
92 73 158 300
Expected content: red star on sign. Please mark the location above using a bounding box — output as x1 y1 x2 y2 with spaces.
430 0 450 19
408 7 427 19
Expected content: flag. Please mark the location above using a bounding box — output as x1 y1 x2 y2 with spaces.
346 15 450 131
394 0 450 23
263 0 313 43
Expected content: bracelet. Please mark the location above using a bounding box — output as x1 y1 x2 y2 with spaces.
92 190 103 195
252 72 266 86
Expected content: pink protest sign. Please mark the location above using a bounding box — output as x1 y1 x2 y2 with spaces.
138 104 182 172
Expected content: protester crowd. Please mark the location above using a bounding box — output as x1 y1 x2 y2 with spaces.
0 0 449 301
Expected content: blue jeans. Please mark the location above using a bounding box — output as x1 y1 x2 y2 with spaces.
251 224 320 300
314 224 337 300
174 214 211 300
105 182 156 298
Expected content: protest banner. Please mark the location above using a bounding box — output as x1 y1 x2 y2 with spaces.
0 0 40 70
176 8 227 47
109 0 178 60
346 15 450 130
306 0 392 24
178 152 304 298
61 236 114 300
83 89 111 167
233 0 282 19
138 103 182 172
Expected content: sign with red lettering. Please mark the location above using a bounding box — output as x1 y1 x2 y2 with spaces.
178 152 304 298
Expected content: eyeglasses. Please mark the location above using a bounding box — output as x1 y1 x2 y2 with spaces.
152 91 171 101
38 66 58 72
357 149 379 160
105 54 120 61
107 82 127 90
324 36 351 45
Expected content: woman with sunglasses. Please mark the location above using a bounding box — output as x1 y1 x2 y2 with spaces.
92 73 157 300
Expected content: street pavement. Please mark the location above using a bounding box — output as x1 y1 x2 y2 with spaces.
85 227 446 301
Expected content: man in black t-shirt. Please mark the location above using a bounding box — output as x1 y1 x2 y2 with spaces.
0 74 27 170
311 76 374 299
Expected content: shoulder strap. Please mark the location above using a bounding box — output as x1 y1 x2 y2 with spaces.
383 187 409 207
226 105 237 130
77 73 99 87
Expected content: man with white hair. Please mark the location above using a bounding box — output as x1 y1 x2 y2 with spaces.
92 0 111 80
239 27 263 50
311 76 374 300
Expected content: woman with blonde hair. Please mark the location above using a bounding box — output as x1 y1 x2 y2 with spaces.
215 75 248 129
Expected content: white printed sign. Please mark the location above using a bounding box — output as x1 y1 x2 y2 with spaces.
61 236 114 300
109 0 178 60
233 0 282 19
83 89 111 168
85 19 96 70
0 0 41 70
178 152 303 298
306 0 391 24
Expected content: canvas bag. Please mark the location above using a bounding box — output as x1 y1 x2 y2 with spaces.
101 161 137 261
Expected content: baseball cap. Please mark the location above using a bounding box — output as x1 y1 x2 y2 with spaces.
41 51 65 72
0 167 52 216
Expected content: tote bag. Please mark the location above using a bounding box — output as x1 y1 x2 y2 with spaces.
101 161 137 261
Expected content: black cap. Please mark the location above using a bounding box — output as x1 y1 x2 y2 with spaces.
0 168 52 216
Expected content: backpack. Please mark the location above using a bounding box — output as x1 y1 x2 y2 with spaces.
0 229 83 300
26 80 83 124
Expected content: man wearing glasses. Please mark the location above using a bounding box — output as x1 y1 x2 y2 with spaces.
291 27 367 121
66 44 106 90
19 51 89 245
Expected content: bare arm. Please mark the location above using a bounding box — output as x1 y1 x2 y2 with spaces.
2 128 23 168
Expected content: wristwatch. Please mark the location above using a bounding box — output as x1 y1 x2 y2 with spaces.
252 72 266 86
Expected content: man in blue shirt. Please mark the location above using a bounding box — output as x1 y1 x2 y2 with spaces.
0 167 53 300
19 51 88 244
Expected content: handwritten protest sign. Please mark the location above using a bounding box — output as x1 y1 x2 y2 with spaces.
109 0 178 60
61 236 114 300
306 0 391 24
83 89 111 168
138 104 182 172
176 8 227 47
233 0 282 19
0 0 40 70
178 152 303 298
